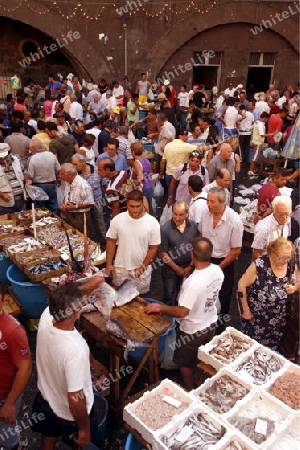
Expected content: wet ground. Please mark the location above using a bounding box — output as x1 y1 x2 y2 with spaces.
14 164 257 449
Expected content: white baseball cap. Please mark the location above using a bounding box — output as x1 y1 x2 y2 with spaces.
0 143 10 157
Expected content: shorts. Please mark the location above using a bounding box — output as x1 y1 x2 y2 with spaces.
114 265 152 294
31 392 98 447
173 323 217 368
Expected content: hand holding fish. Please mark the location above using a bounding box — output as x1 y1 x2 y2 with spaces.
144 303 163 315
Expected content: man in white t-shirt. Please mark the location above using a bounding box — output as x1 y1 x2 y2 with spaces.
106 189 161 293
188 175 208 224
144 237 224 390
32 279 105 448
68 94 83 123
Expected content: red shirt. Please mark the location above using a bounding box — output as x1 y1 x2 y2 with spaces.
0 312 31 399
267 114 283 144
257 183 280 216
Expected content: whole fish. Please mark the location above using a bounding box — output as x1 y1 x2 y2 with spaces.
106 318 152 361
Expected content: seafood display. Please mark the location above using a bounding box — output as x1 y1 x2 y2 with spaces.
222 441 249 450
228 416 275 445
6 238 44 254
197 374 249 414
16 249 61 266
208 331 252 364
131 387 191 431
36 225 62 239
17 209 51 222
45 231 78 246
161 413 226 449
0 234 28 247
0 224 24 235
236 349 283 385
268 371 300 410
30 216 58 228
28 259 67 275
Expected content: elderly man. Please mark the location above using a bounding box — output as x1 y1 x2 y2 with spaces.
97 158 128 220
202 168 231 206
69 94 83 123
252 196 300 260
71 154 106 248
31 280 105 449
59 163 94 233
199 187 243 331
0 143 26 215
144 237 224 390
4 121 30 169
106 189 160 294
206 143 235 187
26 138 60 214
159 201 198 305
0 282 32 450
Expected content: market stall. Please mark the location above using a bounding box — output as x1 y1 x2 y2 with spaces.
81 297 172 409
123 327 299 450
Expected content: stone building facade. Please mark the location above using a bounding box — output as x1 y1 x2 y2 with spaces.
0 0 298 96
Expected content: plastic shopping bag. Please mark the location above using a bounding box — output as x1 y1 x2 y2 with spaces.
153 180 164 199
160 204 172 225
25 184 49 201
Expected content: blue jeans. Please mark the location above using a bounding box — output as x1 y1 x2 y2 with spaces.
162 264 184 306
143 186 154 216
33 183 58 214
222 128 238 140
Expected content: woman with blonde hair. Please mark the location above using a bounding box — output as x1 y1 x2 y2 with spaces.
237 237 298 350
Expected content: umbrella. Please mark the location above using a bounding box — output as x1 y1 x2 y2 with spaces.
281 112 300 161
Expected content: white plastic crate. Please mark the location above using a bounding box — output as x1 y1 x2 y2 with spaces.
266 362 300 412
225 391 291 449
197 327 257 371
214 431 258 450
232 344 287 387
192 367 252 416
265 415 300 450
155 402 229 450
123 379 194 445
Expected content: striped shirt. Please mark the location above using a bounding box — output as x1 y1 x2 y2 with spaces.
78 164 102 202
105 170 128 212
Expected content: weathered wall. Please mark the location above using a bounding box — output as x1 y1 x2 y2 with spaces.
0 0 298 90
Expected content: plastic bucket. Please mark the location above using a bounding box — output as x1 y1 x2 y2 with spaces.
6 264 47 318
125 433 143 450
0 252 13 285
129 297 176 360
142 143 152 152
92 393 108 446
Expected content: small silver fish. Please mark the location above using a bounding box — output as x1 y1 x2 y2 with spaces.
106 318 152 361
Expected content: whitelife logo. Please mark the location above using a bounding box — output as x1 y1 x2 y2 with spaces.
251 2 300 35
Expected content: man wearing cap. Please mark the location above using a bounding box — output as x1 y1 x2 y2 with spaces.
158 80 177 107
100 90 117 113
0 143 26 215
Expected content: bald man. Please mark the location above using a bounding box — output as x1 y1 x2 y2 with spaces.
206 143 235 186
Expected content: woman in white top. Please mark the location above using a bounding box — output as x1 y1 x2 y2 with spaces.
79 134 96 165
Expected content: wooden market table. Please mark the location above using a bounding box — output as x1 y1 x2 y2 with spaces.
258 156 285 177
81 296 173 408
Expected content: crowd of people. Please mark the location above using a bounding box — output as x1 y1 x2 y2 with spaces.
0 73 299 449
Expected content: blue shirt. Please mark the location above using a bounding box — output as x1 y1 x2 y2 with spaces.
97 152 127 172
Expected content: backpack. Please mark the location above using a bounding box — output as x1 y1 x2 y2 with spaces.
180 162 205 178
